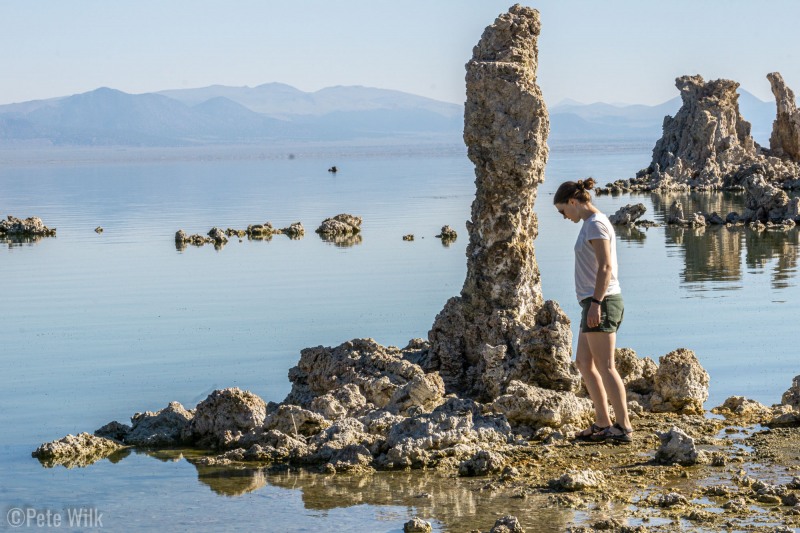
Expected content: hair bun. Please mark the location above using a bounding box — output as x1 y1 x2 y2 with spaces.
577 179 585 190
584 177 596 190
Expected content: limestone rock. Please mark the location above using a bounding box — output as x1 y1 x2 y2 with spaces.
380 398 511 469
404 517 432 533
184 388 267 448
0 215 56 236
649 348 709 415
207 227 228 245
309 383 370 420
667 200 686 225
655 426 698 465
32 433 124 468
741 174 793 222
247 222 274 238
489 515 525 533
491 380 593 430
435 225 458 240
768 72 800 161
458 449 506 477
263 404 331 437
608 203 646 225
284 338 426 410
781 375 800 409
427 5 579 401
614 348 658 398
125 401 193 447
387 373 446 416
279 221 305 239
315 214 362 235
548 469 605 492
637 75 800 190
94 420 132 442
711 396 772 423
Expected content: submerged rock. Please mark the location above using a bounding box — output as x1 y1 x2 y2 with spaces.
427 5 579 401
207 227 228 245
0 215 56 236
32 433 124 468
403 517 432 533
315 214 362 236
608 203 647 225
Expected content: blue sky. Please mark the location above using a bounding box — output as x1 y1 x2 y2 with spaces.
2 1 799 106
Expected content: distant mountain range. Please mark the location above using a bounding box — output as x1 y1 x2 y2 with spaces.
0 83 781 147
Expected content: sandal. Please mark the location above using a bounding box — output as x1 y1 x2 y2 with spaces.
591 422 633 444
573 423 610 442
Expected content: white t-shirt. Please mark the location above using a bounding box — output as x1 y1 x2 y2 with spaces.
574 212 621 300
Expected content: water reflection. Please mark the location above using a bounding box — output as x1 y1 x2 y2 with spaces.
647 191 799 290
2 234 49 247
319 233 363 247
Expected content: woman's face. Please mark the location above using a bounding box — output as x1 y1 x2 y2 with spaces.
555 199 580 223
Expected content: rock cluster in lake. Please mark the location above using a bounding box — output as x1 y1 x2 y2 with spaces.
598 72 800 196
0 215 57 242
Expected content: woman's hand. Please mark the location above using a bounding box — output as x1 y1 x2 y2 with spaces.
587 301 602 328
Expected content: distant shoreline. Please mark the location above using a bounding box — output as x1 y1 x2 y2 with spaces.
0 138 655 166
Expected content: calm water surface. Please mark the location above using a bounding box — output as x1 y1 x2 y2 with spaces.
1 143 798 531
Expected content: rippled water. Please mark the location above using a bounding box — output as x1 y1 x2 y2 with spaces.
1 143 797 531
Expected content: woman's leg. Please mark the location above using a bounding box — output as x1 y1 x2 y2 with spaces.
576 332 612 427
585 331 632 432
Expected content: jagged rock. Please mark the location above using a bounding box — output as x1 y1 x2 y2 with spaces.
309 383 370 420
704 212 725 225
279 222 304 239
435 225 457 240
711 396 772 422
124 401 193 447
387 373 446 416
404 517 432 533
247 222 274 238
380 398 511 469
284 338 427 410
768 72 800 161
637 74 800 190
652 492 689 508
94 420 132 442
649 348 709 415
184 388 267 448
0 215 56 236
741 174 794 222
263 404 330 437
614 348 657 396
655 426 698 465
232 429 309 462
207 227 228 245
608 203 646 225
32 433 124 468
667 200 686 224
781 375 800 409
548 469 605 492
489 515 525 533
315 214 362 235
458 449 506 477
427 5 579 401
688 213 706 226
491 380 593 430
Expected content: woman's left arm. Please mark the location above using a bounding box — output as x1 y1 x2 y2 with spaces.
587 238 613 328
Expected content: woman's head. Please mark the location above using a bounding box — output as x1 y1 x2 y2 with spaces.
553 178 596 223
553 178 596 205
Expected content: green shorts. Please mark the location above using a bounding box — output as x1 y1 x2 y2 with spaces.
580 293 624 333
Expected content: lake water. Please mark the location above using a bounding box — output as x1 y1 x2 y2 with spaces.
1 142 798 532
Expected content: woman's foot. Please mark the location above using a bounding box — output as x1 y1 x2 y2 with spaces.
591 422 633 444
573 423 610 442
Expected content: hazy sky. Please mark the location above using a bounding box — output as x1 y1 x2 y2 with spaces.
2 1 799 107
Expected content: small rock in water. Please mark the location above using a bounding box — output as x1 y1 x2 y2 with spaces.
403 234 414 241
403 517 432 533
94 226 103 233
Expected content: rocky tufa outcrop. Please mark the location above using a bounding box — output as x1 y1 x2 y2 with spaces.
768 72 800 161
634 74 800 191
315 214 362 236
655 426 699 466
32 433 125 468
428 5 578 401
0 215 56 237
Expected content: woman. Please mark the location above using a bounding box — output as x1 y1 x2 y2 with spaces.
553 178 633 443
